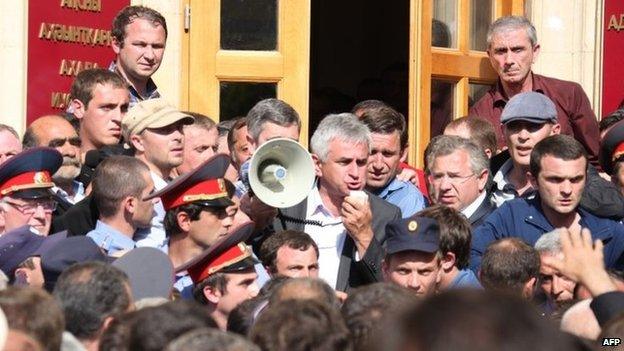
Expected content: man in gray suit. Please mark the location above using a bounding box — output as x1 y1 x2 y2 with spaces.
271 113 401 291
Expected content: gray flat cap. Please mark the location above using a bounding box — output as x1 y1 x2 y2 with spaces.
500 92 558 125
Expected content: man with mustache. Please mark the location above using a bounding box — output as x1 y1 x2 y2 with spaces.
471 135 624 273
469 16 600 165
146 154 236 298
23 115 85 207
122 98 194 250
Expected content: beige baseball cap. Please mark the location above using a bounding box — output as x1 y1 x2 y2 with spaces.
122 98 194 140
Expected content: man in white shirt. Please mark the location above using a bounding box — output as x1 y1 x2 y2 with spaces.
270 113 401 291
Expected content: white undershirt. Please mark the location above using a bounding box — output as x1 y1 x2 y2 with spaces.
461 191 487 219
304 187 346 289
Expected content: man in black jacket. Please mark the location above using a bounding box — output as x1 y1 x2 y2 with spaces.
425 135 495 228
271 113 401 291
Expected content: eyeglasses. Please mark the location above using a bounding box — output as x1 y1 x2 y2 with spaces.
3 199 57 215
427 173 476 185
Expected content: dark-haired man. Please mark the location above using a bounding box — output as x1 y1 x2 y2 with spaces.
361 106 425 217
382 216 442 297
417 205 481 290
259 230 319 278
53 261 132 351
472 135 624 271
146 154 235 298
69 68 130 161
111 5 167 106
184 222 259 330
86 156 156 256
479 238 540 299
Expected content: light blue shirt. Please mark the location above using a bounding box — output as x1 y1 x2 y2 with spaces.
373 178 425 218
87 220 136 255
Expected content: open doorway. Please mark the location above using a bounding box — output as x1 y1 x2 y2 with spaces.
309 0 410 135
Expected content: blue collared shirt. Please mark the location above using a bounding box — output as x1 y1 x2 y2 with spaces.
372 178 425 218
448 268 482 289
87 220 136 255
234 160 251 198
108 61 160 108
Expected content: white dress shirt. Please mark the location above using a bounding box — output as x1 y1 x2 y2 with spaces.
304 186 346 289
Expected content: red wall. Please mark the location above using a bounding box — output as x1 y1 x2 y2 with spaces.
603 0 624 116
27 0 129 124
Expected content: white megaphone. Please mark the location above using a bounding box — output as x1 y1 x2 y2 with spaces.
248 138 315 208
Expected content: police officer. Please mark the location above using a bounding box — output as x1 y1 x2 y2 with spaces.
0 147 62 236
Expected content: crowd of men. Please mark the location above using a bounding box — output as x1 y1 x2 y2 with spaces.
3 6 624 351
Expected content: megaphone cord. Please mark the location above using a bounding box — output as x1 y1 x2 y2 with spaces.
278 213 326 227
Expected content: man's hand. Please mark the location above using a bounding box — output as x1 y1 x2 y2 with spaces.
396 167 419 186
341 195 374 258
239 193 277 231
335 290 348 303
541 228 616 297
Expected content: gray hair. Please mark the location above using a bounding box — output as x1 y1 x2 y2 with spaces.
425 135 489 175
310 113 371 162
0 124 19 140
534 229 563 254
246 99 301 142
487 16 538 49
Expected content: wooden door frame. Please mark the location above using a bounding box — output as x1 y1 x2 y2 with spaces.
181 0 311 144
408 0 524 167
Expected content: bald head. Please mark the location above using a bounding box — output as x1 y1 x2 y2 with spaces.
24 115 81 186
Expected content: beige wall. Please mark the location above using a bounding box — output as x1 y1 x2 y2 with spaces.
0 0 606 137
0 1 27 136
528 0 604 117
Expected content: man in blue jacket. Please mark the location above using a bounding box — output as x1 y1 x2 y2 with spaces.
472 134 624 271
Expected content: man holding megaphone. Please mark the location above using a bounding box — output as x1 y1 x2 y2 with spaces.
236 99 302 231
253 113 401 292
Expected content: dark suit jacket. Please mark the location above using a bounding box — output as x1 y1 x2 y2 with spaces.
467 193 496 229
270 192 401 292
50 195 99 236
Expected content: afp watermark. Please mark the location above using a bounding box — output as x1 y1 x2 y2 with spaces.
602 338 622 346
